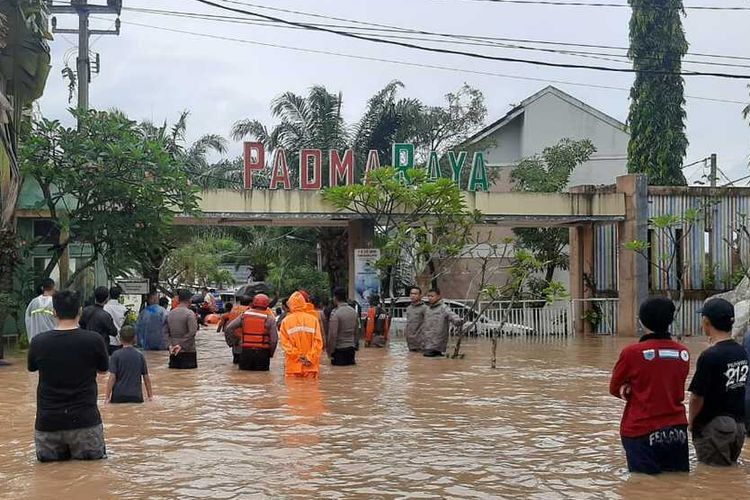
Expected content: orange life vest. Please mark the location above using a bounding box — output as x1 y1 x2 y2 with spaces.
241 309 271 350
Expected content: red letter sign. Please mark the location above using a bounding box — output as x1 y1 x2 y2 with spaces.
300 149 323 190
269 149 292 190
243 142 265 189
330 149 354 187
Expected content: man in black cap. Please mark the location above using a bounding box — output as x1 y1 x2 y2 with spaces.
688 298 748 466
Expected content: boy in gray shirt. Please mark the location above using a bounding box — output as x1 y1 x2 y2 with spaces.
106 326 153 404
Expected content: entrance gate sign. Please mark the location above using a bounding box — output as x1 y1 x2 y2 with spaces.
243 142 489 192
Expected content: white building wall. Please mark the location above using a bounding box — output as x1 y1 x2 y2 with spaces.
521 92 629 187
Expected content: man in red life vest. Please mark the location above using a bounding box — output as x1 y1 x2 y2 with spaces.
609 297 690 474
224 294 278 371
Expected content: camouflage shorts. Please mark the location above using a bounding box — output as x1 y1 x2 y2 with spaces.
34 423 107 462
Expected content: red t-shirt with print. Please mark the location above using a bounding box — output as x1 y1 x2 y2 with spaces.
610 338 690 438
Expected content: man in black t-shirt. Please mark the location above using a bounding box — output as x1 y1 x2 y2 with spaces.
27 290 109 462
688 298 748 466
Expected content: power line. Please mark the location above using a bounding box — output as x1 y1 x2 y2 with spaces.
439 0 750 9
192 0 750 78
213 1 750 62
107 17 748 106
120 6 750 69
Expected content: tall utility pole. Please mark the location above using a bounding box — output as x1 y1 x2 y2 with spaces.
46 1 121 286
49 1 121 113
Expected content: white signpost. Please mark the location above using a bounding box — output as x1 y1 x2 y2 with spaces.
117 279 150 295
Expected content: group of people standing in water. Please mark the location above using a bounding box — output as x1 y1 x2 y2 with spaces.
611 296 750 474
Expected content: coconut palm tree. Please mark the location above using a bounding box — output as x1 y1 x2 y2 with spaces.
232 86 349 186
352 80 422 173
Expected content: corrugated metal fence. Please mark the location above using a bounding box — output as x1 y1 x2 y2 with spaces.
591 187 750 336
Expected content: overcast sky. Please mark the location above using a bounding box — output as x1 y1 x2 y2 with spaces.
39 0 750 184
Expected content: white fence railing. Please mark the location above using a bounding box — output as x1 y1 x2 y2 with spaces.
388 299 574 338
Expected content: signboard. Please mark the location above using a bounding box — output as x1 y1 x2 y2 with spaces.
117 279 150 295
354 248 381 313
243 142 489 192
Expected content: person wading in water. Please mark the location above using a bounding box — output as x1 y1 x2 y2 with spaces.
279 291 324 379
164 289 199 369
610 297 690 474
224 294 278 371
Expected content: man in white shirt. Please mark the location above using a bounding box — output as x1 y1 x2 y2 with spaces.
103 286 127 353
24 278 57 343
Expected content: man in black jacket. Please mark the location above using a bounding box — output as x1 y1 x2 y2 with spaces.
80 286 118 354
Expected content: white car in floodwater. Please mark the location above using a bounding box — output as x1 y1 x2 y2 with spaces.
384 298 535 336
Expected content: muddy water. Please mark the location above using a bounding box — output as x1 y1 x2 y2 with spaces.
1 332 749 499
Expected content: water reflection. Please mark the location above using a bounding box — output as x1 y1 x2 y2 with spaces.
0 331 748 498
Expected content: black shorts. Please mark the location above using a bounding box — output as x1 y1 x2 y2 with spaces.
238 349 270 371
169 351 197 369
331 347 356 366
35 424 107 462
621 424 689 474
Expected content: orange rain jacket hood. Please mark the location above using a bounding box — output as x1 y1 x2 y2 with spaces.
279 292 324 377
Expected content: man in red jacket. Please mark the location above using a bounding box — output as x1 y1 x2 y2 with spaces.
609 297 690 474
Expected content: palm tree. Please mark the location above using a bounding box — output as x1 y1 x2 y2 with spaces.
232 86 349 186
352 80 422 174
140 110 231 188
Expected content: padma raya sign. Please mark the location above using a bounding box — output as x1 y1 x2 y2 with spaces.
243 142 490 192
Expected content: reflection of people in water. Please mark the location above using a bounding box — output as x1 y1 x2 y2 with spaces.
282 379 326 448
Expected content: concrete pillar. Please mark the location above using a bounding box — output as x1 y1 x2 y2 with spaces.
569 223 595 334
616 174 649 336
347 218 375 300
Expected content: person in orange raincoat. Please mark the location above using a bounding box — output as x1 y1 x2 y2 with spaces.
364 294 391 347
279 291 324 378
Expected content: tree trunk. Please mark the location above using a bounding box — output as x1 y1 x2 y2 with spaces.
318 227 347 289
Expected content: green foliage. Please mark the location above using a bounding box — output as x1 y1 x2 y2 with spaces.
324 166 478 291
626 0 688 186
268 264 329 300
511 139 595 292
624 239 650 254
162 237 239 289
20 109 201 285
511 138 596 193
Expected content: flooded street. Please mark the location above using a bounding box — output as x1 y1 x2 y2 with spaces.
1 331 749 499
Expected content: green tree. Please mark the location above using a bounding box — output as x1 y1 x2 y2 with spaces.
20 109 200 287
511 139 596 293
161 237 239 291
0 0 50 354
626 0 688 186
137 112 231 286
324 167 479 295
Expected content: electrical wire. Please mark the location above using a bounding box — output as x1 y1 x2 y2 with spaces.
192 0 750 78
105 17 749 106
120 6 750 69
435 0 750 9
214 1 750 62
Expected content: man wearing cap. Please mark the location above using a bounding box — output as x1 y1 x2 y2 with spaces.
224 294 278 371
609 297 691 474
688 298 748 466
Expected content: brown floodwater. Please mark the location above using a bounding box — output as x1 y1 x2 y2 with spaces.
1 330 749 499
